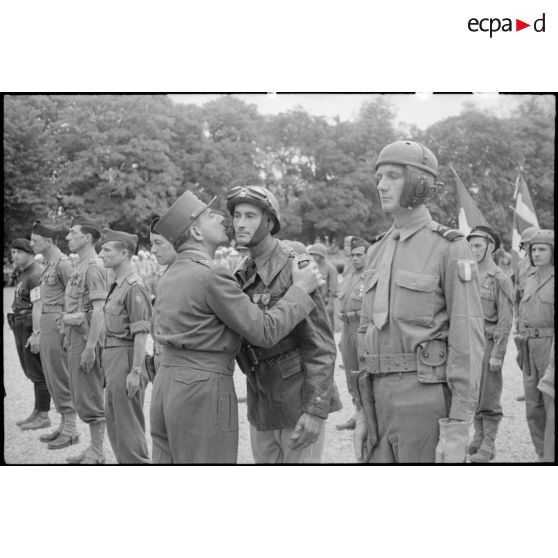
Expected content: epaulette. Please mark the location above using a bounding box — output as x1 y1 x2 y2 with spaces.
430 222 464 241
370 231 388 245
126 274 140 285
191 256 214 269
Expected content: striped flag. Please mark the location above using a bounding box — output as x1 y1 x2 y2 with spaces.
449 163 489 236
511 170 539 267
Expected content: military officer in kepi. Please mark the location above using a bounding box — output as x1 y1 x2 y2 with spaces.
353 140 484 463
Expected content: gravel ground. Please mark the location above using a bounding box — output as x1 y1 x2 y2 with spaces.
3 286 539 464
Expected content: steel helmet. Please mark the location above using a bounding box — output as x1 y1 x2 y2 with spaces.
467 225 501 252
375 140 439 208
528 229 554 266
226 185 281 235
520 226 539 245
308 243 328 259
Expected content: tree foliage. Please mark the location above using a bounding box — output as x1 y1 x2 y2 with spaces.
3 94 554 253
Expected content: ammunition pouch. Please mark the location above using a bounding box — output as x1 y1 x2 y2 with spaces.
416 339 448 384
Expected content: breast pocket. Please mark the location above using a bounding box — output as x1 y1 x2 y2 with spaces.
104 309 125 336
393 269 439 326
361 272 379 321
45 273 58 286
480 285 496 318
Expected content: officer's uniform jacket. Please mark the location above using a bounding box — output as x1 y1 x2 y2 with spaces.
40 248 72 313
519 267 554 339
104 268 152 346
153 248 316 367
64 250 108 324
358 207 484 421
479 259 514 360
235 240 337 430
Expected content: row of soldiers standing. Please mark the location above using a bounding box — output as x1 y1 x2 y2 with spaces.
7 139 555 463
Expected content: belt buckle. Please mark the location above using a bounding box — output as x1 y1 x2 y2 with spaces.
534 328 539 337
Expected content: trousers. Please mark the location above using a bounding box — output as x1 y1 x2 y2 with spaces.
13 316 50 411
370 373 450 463
39 313 74 414
250 421 326 463
150 364 238 464
475 337 503 421
103 346 149 464
67 327 105 424
339 320 359 407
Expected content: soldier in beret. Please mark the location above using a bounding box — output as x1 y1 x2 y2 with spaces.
336 236 369 431
30 221 79 449
99 229 152 464
9 238 52 430
63 216 109 464
150 190 324 463
148 215 177 375
466 226 514 463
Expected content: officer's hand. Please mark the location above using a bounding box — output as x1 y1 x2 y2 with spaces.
126 369 141 399
353 410 370 462
291 257 325 294
26 333 40 354
80 346 96 374
489 357 502 372
61 336 68 353
288 413 323 451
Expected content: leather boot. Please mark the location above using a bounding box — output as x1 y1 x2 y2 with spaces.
16 409 37 427
470 418 499 463
21 411 51 430
40 414 65 442
48 412 79 450
67 447 90 464
467 417 484 455
81 422 105 464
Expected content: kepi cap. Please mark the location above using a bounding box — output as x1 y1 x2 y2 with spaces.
467 225 501 251
154 190 217 245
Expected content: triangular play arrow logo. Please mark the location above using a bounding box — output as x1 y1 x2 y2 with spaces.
516 19 530 31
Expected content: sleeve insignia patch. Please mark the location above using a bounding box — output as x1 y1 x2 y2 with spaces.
457 259 475 282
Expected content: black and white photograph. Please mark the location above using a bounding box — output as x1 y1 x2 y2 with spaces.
3 93 555 465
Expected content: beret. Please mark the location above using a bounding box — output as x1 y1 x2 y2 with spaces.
32 220 59 239
10 238 33 254
350 236 369 251
71 215 102 231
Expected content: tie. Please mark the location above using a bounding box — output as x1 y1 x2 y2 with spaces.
372 229 399 330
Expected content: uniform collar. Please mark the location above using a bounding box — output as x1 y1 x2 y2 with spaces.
237 239 290 287
114 266 136 287
175 248 211 262
392 206 432 241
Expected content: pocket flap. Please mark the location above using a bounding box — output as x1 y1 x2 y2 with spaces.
395 269 438 292
175 369 211 385
418 339 448 367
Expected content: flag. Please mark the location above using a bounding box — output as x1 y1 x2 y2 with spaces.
449 164 489 236
511 170 539 269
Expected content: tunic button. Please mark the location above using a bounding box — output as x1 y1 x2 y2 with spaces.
424 352 429 358
395 360 400 366
316 396 321 403
439 352 445 357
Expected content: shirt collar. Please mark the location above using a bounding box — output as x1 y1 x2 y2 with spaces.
253 239 291 286
114 267 136 287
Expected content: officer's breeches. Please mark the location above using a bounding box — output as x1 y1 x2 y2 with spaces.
339 322 359 407
13 316 50 412
523 338 552 457
39 313 74 415
150 365 238 464
103 346 149 464
371 373 450 463
67 327 105 424
249 422 326 464
475 337 503 421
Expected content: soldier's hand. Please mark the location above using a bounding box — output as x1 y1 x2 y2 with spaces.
291 256 325 294
126 368 141 399
26 332 40 354
61 336 68 353
353 410 370 462
80 346 96 374
288 413 323 451
489 357 502 372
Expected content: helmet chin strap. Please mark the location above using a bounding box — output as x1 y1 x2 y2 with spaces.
235 213 274 248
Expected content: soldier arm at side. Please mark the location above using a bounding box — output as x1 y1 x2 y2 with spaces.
491 272 514 368
26 274 42 353
443 239 485 421
206 265 316 349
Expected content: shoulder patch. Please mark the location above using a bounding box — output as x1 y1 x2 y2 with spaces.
457 259 475 282
430 222 464 241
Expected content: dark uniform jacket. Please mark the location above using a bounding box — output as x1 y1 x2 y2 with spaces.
235 239 338 431
13 261 43 324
